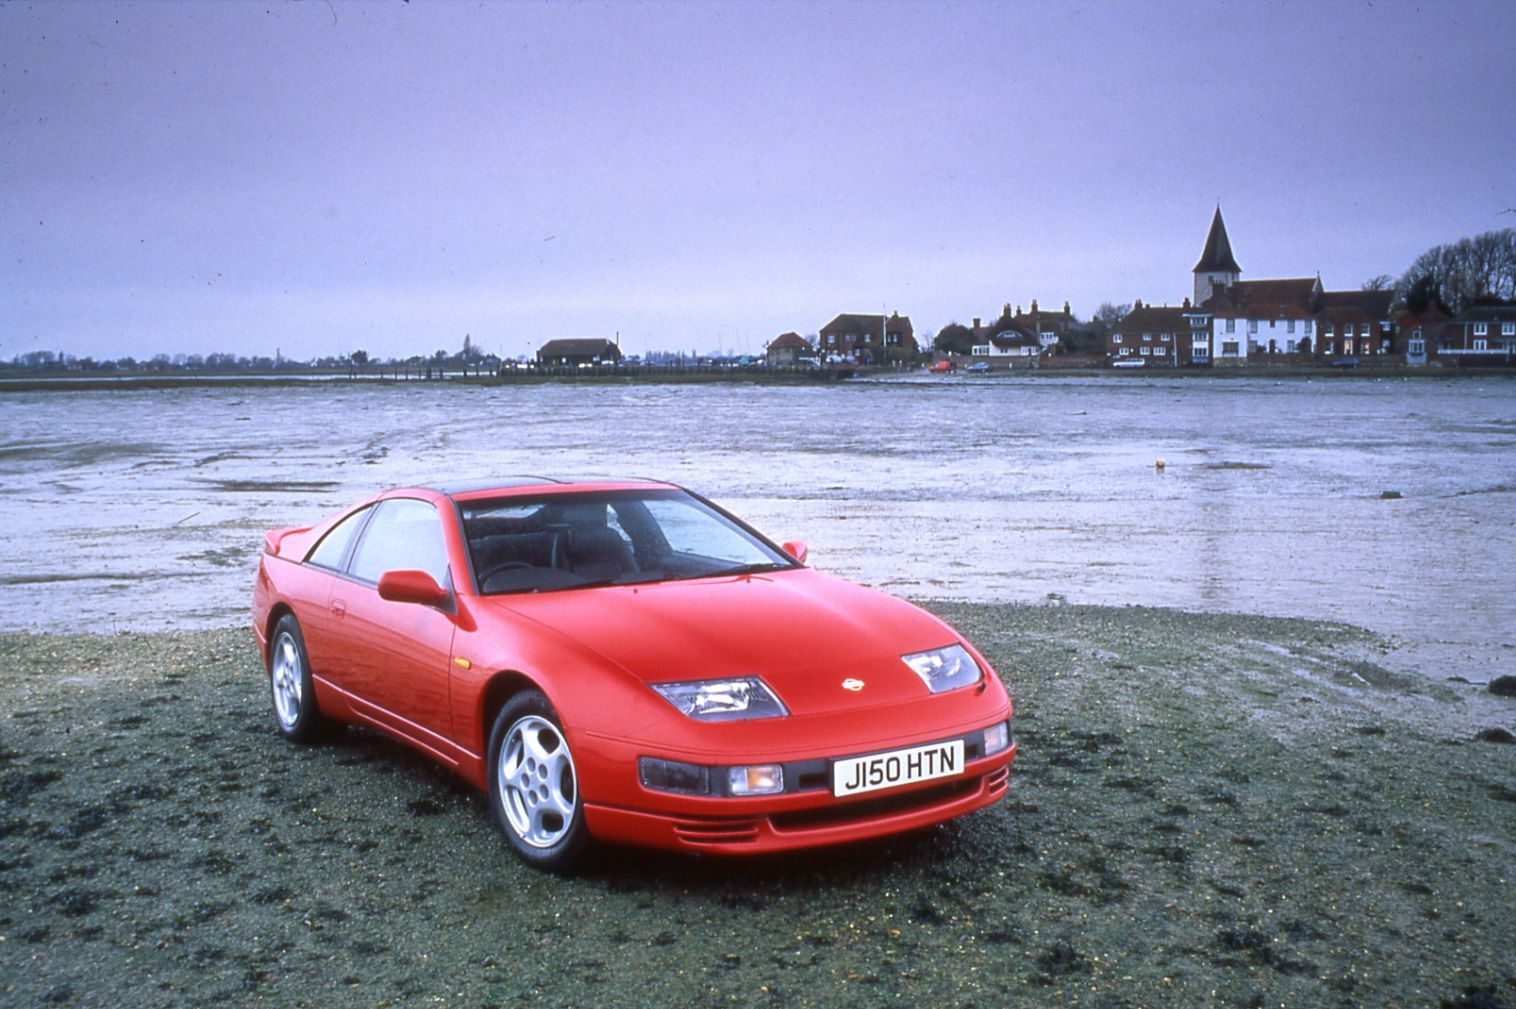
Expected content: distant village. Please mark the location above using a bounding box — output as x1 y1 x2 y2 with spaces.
8 208 1514 379
543 207 1516 373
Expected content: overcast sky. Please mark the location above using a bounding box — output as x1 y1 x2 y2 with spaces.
4 0 1515 362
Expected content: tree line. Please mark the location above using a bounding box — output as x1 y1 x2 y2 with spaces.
1396 227 1516 314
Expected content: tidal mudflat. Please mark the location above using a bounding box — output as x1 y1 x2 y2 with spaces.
2 604 1512 1009
2 377 1513 688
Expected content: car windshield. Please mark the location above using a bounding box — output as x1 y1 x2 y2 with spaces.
460 489 795 595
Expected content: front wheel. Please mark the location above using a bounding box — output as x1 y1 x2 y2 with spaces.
267 615 331 742
487 690 589 871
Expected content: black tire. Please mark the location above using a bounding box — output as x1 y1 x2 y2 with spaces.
486 690 590 871
267 614 331 743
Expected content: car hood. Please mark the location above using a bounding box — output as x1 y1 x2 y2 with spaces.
484 568 965 715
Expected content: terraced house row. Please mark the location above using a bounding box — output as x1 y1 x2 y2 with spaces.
1108 208 1516 367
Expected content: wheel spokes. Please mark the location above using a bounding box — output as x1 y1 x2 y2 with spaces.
272 634 302 726
498 715 577 848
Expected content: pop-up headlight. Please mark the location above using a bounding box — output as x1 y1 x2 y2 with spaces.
650 678 789 721
902 644 983 694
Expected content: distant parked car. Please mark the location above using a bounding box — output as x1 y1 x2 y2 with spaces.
1330 357 1360 369
1111 357 1146 369
928 360 954 373
252 479 1016 870
966 361 991 373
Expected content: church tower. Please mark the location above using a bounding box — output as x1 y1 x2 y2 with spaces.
1193 205 1241 306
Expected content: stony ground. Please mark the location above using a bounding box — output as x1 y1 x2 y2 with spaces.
1 604 1512 1009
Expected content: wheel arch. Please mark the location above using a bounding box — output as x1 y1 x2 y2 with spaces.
479 669 545 752
261 603 298 666
264 602 297 643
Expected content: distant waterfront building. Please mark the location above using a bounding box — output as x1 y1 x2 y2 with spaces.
536 338 622 367
1193 206 1242 307
1189 208 1396 363
1392 306 1449 365
1437 305 1516 365
969 313 1041 361
1006 299 1075 352
818 312 918 362
1107 299 1207 365
765 332 813 367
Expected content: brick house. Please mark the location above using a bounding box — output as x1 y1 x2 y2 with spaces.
1437 305 1516 365
1392 306 1449 365
1317 290 1395 358
818 312 918 362
765 332 813 367
1107 300 1198 366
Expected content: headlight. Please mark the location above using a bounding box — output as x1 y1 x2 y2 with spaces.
902 644 983 694
650 677 789 721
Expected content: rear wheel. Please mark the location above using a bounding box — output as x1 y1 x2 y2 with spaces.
268 615 330 742
487 690 589 871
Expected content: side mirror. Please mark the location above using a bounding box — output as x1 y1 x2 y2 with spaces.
781 540 808 565
377 569 450 607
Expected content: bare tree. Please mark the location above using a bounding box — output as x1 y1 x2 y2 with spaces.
1361 274 1393 291
1094 302 1132 326
1396 228 1516 313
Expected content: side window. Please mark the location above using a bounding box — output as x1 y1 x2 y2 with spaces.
349 499 449 586
307 506 372 570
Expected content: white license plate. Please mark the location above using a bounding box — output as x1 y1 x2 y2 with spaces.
832 739 965 797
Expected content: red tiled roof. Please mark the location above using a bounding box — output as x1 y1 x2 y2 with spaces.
767 332 810 351
1320 289 1394 318
537 338 620 358
1113 304 1192 334
821 313 914 336
1211 302 1313 321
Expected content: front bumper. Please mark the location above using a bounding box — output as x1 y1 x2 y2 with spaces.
582 739 1015 854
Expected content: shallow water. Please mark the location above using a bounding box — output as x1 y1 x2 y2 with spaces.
1 375 1512 679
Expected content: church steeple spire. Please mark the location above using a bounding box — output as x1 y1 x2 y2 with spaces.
1193 205 1241 306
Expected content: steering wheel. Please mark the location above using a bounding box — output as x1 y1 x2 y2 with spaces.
479 561 533 583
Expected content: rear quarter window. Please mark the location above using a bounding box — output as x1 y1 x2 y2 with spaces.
306 506 372 570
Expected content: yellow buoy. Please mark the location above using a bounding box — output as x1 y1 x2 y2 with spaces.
1155 459 1166 470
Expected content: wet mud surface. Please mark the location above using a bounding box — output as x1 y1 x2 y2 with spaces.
1 604 1513 1008
3 380 1514 689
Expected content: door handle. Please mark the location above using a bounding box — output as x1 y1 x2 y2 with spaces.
331 599 347 619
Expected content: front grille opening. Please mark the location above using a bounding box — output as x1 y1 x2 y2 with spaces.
770 777 980 832
672 819 762 844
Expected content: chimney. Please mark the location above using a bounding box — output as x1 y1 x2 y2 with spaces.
972 317 981 330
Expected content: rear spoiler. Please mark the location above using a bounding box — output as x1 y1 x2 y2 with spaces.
263 526 310 557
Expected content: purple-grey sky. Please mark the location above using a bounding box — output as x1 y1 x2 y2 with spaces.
4 0 1515 362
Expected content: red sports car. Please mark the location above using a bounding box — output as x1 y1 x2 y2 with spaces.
251 479 1015 870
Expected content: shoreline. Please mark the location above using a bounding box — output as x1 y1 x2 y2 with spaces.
2 603 1512 1008
3 362 1511 393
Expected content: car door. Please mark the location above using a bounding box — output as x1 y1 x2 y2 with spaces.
295 503 374 683
329 498 458 751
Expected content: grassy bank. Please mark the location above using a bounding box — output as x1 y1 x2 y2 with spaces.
1 605 1512 1008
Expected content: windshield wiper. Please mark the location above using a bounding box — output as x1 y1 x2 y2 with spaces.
531 571 665 593
702 561 791 579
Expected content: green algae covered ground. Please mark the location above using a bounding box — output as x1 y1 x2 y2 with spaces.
1 604 1512 1009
